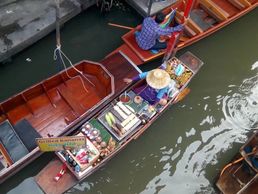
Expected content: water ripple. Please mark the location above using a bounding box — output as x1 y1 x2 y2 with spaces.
222 75 258 130
140 65 258 194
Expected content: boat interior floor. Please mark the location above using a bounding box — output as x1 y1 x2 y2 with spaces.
3 74 107 138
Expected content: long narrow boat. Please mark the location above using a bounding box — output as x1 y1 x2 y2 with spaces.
0 52 141 184
35 51 204 194
216 131 258 194
109 0 258 65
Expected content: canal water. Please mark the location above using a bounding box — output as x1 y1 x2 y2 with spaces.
0 3 258 194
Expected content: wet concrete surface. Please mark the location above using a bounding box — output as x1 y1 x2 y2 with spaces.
126 0 177 16
0 0 97 63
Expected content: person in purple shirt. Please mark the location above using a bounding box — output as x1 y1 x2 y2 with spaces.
135 11 184 50
124 69 171 108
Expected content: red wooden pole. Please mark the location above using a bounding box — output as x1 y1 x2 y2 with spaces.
184 0 193 19
163 0 194 62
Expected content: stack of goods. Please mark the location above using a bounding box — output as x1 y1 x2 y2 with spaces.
165 57 193 88
81 119 117 164
61 133 100 174
99 101 141 141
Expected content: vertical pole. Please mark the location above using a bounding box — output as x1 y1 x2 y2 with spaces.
55 0 63 71
162 0 194 62
147 0 154 16
55 0 61 48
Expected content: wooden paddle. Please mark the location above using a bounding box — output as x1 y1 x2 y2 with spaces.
108 22 134 30
173 87 191 104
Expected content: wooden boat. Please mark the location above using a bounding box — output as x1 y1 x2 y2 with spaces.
216 131 258 194
0 52 141 184
35 51 204 194
110 0 258 65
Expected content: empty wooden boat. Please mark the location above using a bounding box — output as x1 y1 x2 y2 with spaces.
0 52 141 184
35 52 204 194
110 0 258 65
216 131 258 194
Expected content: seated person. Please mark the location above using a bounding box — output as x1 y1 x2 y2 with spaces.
124 69 171 107
135 11 184 51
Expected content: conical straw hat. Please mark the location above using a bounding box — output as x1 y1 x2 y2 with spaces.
146 69 171 89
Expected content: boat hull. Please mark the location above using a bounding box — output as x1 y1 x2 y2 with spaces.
0 52 140 184
35 52 204 194
114 0 258 65
216 132 258 194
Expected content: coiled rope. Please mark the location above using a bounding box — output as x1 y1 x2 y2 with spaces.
53 46 96 93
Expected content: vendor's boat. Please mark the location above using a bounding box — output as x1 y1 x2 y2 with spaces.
216 131 258 194
110 0 258 65
0 52 141 184
35 51 204 194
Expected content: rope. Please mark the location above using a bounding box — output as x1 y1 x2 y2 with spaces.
53 46 96 93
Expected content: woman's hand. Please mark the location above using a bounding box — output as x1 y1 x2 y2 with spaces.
123 78 133 84
159 98 168 106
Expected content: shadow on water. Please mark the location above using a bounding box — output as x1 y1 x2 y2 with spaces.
0 3 258 194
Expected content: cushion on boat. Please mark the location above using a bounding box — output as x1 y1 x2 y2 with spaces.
14 119 41 152
0 120 29 162
0 161 4 170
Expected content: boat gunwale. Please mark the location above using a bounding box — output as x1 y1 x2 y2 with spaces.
121 0 258 64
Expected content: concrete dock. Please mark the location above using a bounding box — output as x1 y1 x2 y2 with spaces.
0 0 97 63
126 0 177 17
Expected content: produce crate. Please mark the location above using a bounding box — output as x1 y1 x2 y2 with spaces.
66 135 100 171
98 100 141 142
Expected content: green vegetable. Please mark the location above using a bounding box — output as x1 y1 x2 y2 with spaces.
105 113 112 127
108 112 116 124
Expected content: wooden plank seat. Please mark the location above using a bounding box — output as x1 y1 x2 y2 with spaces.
6 105 32 125
228 0 251 9
189 9 215 31
0 120 29 163
175 11 203 36
199 0 230 21
247 0 257 4
28 101 69 131
57 84 86 116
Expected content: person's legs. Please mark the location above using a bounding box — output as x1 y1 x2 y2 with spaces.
150 40 167 50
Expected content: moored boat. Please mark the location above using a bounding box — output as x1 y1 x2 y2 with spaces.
0 52 141 184
35 51 204 194
110 0 258 65
216 131 258 194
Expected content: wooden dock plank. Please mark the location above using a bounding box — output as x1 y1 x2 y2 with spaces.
35 158 77 194
199 0 230 21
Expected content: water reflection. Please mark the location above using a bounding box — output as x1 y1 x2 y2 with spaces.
139 62 258 194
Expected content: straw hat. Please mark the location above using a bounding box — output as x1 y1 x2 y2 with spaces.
146 69 171 89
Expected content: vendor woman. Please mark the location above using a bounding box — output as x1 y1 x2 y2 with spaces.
124 69 171 106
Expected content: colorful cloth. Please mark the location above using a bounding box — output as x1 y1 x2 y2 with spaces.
132 72 168 105
160 9 176 28
135 17 183 50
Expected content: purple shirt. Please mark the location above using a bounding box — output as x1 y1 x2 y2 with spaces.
136 17 183 50
132 72 168 105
